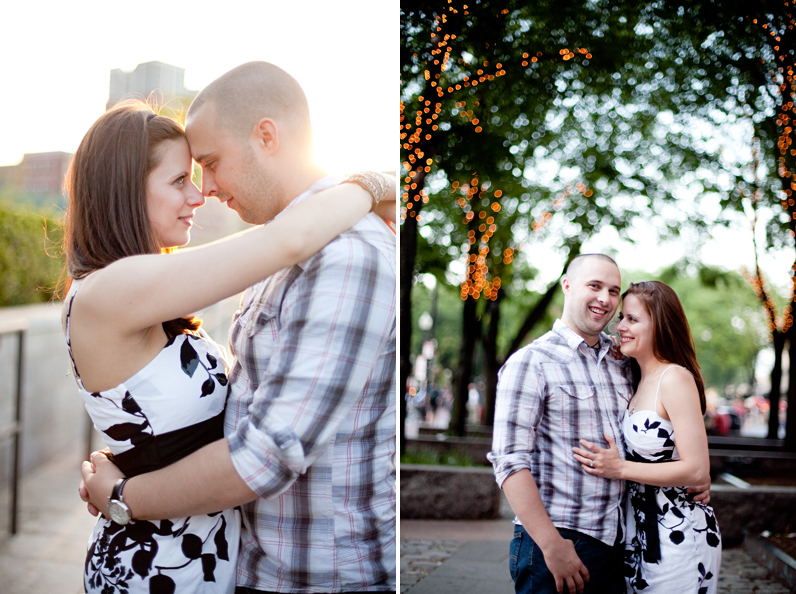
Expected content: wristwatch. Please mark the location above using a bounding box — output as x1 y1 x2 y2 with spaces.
107 478 132 525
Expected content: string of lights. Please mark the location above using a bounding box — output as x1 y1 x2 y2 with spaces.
748 2 796 333
400 1 593 304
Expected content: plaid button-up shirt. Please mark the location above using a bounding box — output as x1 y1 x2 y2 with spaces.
488 320 632 546
224 177 396 592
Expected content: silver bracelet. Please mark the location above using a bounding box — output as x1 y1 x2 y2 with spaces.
343 172 391 212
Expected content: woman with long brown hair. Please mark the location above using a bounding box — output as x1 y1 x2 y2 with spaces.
62 101 394 593
572 281 721 593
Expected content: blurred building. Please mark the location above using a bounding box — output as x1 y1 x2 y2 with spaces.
0 152 73 209
107 61 197 111
1 61 202 211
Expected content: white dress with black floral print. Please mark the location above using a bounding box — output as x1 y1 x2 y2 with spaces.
65 280 240 593
622 366 721 594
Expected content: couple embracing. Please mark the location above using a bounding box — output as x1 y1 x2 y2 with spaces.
490 254 722 594
67 62 396 593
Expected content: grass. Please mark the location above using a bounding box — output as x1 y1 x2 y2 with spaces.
400 449 482 467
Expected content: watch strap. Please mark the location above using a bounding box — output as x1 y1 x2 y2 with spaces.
110 477 128 503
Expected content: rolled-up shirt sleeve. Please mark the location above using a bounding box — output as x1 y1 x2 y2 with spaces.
488 348 545 488
227 237 395 499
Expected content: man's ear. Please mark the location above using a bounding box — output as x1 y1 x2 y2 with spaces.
561 276 571 296
252 118 279 156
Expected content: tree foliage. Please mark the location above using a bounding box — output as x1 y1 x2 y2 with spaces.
0 199 63 307
402 0 796 447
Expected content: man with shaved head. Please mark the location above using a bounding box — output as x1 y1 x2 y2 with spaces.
489 254 628 594
489 254 708 594
82 62 396 593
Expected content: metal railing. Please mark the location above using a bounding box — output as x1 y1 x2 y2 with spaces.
0 319 27 535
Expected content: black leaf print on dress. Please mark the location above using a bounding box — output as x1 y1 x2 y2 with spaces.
201 554 217 582
132 548 154 577
86 512 234 591
104 421 150 445
215 516 229 561
149 573 176 594
669 530 685 544
180 339 200 377
178 337 229 398
201 379 215 397
157 520 174 535
643 418 660 431
181 534 203 559
121 392 142 414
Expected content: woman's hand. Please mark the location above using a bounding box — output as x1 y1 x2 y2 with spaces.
80 449 126 518
609 334 624 360
78 447 113 517
572 433 624 479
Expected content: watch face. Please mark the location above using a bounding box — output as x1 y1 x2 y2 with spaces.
108 499 131 525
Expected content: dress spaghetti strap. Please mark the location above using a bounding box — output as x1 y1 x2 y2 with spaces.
653 365 686 412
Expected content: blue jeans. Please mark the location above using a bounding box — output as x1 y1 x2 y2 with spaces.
509 525 625 594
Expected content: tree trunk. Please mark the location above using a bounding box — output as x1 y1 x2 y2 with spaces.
452 295 479 437
768 331 785 440
398 215 419 455
786 335 796 451
482 289 503 427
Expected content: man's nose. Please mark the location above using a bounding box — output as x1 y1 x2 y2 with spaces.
201 170 217 197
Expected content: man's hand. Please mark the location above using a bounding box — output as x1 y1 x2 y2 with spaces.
687 476 711 505
542 537 590 594
80 450 126 518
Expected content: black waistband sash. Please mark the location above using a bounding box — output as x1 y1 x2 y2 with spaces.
628 456 677 564
109 410 225 477
641 484 661 563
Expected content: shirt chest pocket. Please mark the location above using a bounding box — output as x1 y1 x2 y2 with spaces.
553 385 600 433
235 301 279 362
246 306 280 353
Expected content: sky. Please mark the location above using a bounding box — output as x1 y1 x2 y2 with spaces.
0 1 397 173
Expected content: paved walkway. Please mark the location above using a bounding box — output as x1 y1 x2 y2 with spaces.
401 509 793 593
0 444 96 594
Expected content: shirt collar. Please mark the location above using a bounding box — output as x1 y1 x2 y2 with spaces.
553 319 608 354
